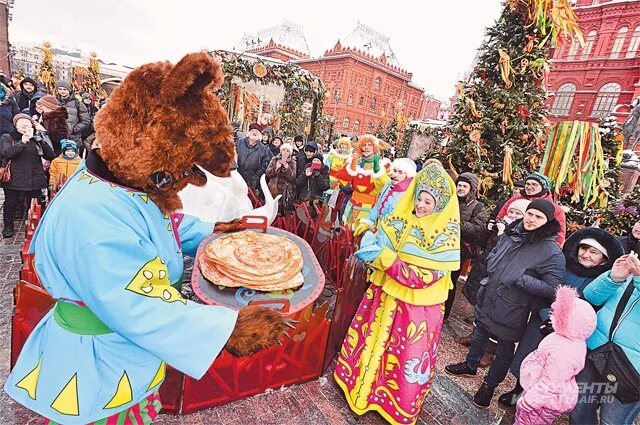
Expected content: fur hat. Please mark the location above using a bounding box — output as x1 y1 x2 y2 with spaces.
527 199 555 222
36 94 59 111
391 158 417 178
95 52 234 213
551 286 596 341
456 172 479 198
248 123 262 132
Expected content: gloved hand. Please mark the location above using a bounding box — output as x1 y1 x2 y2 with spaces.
539 318 554 337
354 231 384 263
372 153 381 174
354 221 372 237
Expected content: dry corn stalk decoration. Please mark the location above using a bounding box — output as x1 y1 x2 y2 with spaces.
498 49 514 89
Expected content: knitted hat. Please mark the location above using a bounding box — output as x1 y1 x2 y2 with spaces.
525 172 551 190
294 134 305 144
391 158 417 178
61 139 78 152
55 80 72 91
12 113 32 127
280 143 294 153
507 199 531 216
36 94 59 110
313 152 324 161
526 199 555 223
248 123 262 132
579 238 609 258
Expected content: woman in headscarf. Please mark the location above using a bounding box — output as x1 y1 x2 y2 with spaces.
334 163 460 425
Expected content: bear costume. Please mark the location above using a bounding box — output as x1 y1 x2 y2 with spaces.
5 52 288 424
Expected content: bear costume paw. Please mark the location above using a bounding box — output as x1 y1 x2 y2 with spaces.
224 305 292 357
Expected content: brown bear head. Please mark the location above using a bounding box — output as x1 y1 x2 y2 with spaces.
95 52 234 213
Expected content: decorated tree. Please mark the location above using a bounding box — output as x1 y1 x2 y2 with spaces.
36 42 57 94
85 52 108 99
444 0 583 203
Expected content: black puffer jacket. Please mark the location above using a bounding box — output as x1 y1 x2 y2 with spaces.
0 130 56 190
57 95 90 143
15 77 44 111
295 163 330 201
475 219 565 342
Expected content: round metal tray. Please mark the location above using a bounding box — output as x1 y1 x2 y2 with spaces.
191 228 325 314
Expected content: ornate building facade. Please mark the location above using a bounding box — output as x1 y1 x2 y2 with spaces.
241 22 430 137
547 0 640 130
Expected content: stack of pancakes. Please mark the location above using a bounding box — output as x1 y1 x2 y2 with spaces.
199 230 304 291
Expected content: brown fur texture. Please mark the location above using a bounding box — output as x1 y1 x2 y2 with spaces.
95 52 235 213
42 107 69 145
224 305 288 357
214 219 244 233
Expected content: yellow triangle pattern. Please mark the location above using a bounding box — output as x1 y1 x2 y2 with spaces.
125 256 185 304
138 194 149 203
88 178 99 184
147 361 166 391
15 355 43 400
104 371 133 409
50 373 79 416
167 223 172 232
78 173 90 181
356 185 368 192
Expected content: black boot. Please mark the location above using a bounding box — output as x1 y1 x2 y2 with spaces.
473 382 495 409
498 381 523 407
2 221 15 238
445 361 477 377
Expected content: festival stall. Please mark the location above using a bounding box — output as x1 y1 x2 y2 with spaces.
212 50 326 140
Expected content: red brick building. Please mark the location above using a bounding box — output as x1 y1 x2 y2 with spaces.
547 0 640 130
242 22 426 137
420 95 443 120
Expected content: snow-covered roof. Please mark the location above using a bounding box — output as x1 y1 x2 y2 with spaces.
235 19 310 56
340 22 401 68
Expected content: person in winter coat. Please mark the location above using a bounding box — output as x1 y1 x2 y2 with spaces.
0 84 19 136
261 127 274 147
296 140 318 179
500 226 624 406
49 139 82 191
265 143 297 214
55 80 90 153
445 199 565 408
80 92 98 146
236 123 273 201
497 172 567 246
35 95 69 157
445 172 488 320
457 199 532 362
618 219 640 255
14 77 44 112
295 152 329 217
515 286 597 425
570 253 640 425
269 135 283 156
1 114 55 237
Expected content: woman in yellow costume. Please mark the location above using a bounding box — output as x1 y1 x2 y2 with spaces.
334 162 460 425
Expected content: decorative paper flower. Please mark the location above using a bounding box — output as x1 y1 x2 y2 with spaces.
469 129 482 142
613 203 638 216
516 104 531 118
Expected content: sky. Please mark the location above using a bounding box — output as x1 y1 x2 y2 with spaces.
9 0 504 101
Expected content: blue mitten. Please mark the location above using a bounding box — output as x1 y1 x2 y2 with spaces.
354 231 384 263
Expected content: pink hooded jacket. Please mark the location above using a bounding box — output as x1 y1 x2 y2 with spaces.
518 286 597 418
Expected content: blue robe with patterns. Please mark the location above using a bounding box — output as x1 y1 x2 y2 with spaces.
5 164 238 424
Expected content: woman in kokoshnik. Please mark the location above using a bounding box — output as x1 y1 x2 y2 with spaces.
334 162 460 425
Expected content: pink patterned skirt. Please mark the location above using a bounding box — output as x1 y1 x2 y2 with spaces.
334 285 444 425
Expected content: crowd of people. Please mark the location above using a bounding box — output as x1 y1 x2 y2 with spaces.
236 122 640 424
2 75 640 424
0 74 104 238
